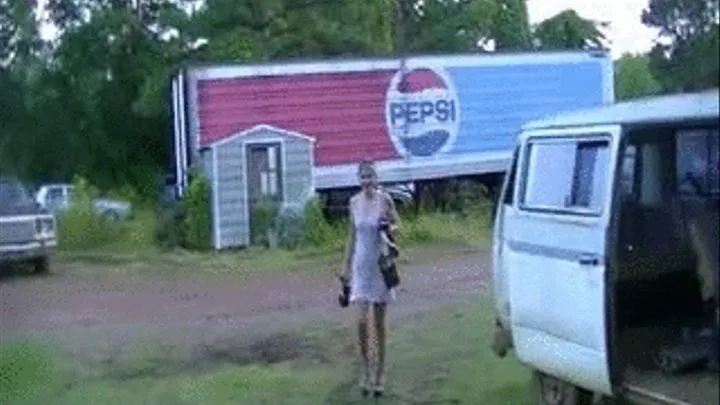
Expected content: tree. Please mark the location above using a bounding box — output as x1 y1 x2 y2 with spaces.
642 0 719 92
0 68 27 174
614 53 662 101
191 0 393 60
492 0 532 51
2 0 548 195
397 0 496 54
34 0 193 193
0 0 41 67
533 9 608 51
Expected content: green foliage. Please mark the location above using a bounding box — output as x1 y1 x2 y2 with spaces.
398 199 493 247
615 53 662 100
399 0 497 53
155 199 187 250
302 197 345 252
183 171 213 251
642 0 719 92
250 197 280 247
58 176 111 250
533 9 608 51
492 0 532 51
272 206 306 250
57 177 157 253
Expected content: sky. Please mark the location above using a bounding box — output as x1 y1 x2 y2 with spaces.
527 0 659 58
38 0 659 59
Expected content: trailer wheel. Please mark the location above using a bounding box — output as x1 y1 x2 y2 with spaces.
533 371 594 405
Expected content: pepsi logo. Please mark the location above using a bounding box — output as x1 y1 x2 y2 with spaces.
385 66 460 157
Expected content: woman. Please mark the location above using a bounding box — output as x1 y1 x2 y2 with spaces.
340 160 400 397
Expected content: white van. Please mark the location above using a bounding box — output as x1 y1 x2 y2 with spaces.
491 90 719 405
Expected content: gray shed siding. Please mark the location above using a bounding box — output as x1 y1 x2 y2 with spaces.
211 127 314 250
198 148 213 178
214 142 248 248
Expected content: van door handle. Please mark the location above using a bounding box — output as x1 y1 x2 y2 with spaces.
578 254 600 266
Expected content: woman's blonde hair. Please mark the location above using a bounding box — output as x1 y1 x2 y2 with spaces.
358 159 376 176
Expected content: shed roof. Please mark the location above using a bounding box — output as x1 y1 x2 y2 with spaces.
210 124 316 148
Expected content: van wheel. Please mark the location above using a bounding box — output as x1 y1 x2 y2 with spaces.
33 257 50 275
533 371 594 405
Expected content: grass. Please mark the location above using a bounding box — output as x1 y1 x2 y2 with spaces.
0 300 530 405
54 240 482 281
54 203 493 279
55 184 494 253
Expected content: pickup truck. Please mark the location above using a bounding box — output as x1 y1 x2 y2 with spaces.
0 177 57 274
35 183 133 221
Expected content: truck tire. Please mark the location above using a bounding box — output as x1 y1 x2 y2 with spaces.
533 371 594 405
33 257 50 275
104 211 121 221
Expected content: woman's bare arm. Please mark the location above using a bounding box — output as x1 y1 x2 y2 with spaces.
341 197 356 283
383 192 401 234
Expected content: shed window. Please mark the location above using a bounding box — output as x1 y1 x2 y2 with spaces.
522 137 610 214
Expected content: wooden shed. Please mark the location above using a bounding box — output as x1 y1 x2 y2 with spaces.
200 124 316 250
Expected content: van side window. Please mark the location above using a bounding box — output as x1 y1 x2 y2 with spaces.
620 139 673 207
637 142 665 206
676 128 719 197
619 145 637 197
502 147 519 205
522 138 610 214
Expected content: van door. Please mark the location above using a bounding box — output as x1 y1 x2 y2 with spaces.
491 147 520 357
506 125 621 395
492 146 519 329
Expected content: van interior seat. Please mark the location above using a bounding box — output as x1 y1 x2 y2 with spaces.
618 199 696 280
616 199 701 328
676 196 719 303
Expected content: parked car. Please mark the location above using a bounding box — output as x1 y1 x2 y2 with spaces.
0 177 57 274
35 183 133 221
380 182 415 207
490 90 718 405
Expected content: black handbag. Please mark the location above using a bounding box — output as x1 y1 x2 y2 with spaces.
379 255 400 290
378 218 400 290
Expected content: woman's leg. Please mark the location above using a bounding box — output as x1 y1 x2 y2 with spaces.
372 303 388 392
356 302 371 388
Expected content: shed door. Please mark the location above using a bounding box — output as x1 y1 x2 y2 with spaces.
507 125 621 396
246 142 283 244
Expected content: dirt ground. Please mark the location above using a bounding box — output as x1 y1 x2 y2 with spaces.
0 247 491 378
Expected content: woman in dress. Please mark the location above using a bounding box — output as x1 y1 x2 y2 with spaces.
340 160 400 397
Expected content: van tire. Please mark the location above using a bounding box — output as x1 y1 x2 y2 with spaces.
32 257 50 275
533 371 594 405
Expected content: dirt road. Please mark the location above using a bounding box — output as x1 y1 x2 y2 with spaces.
0 249 491 376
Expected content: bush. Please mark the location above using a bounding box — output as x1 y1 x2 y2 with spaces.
56 173 494 255
397 193 493 247
303 197 345 252
56 176 157 253
273 205 306 250
250 198 280 247
182 172 212 251
57 177 116 251
155 199 187 250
